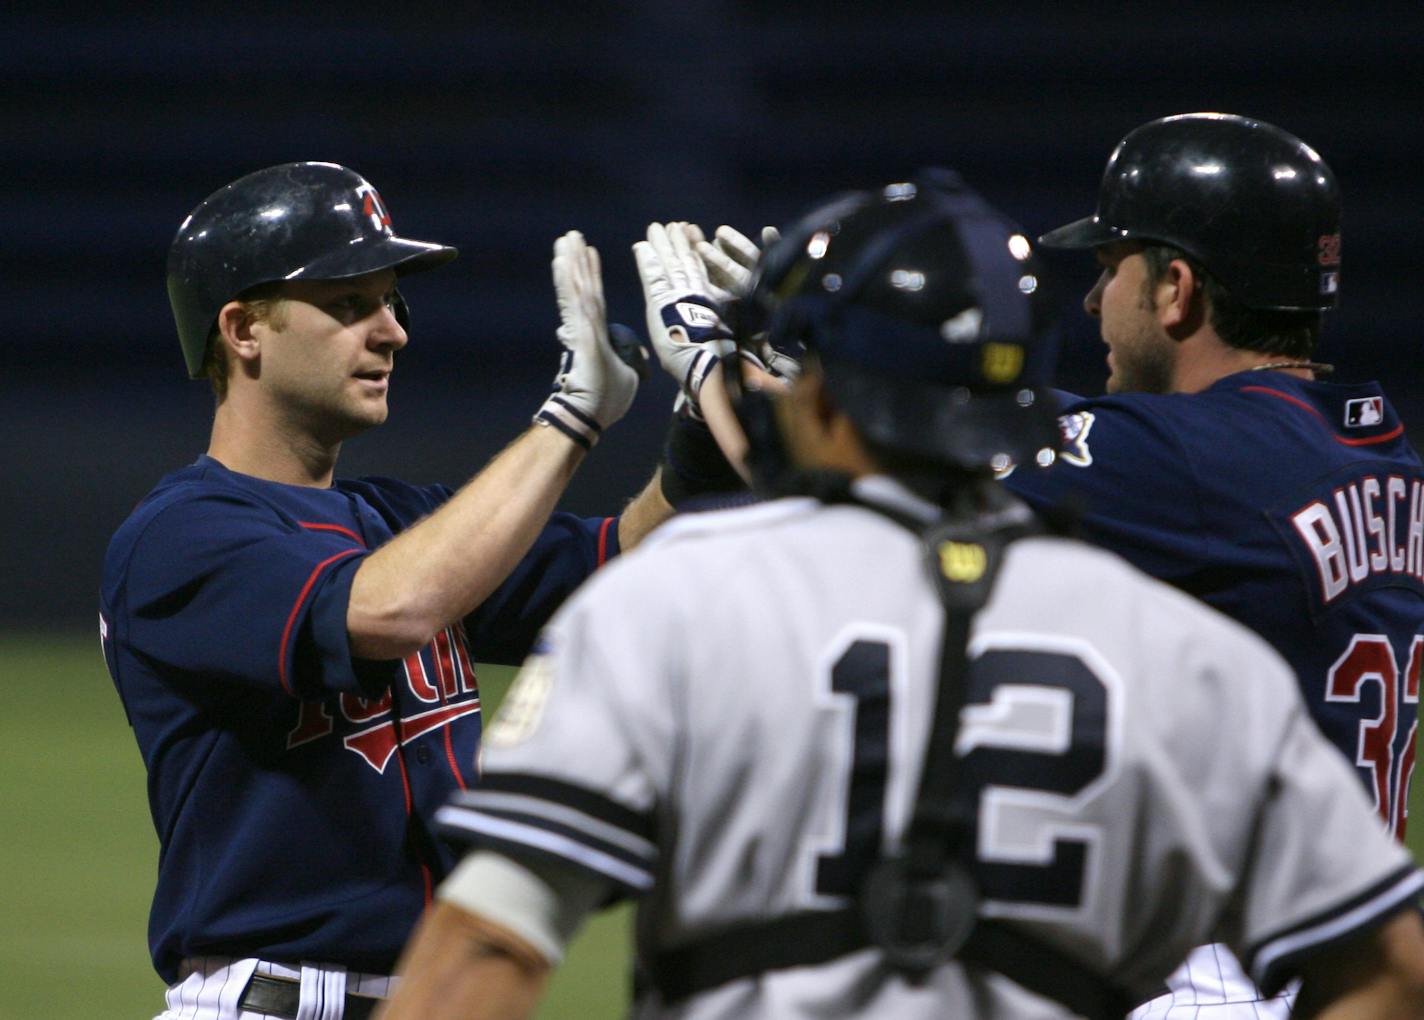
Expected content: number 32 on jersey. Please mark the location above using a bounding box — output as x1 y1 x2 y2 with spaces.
1328 634 1420 840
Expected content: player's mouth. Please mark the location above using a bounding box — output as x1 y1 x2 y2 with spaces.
354 368 391 390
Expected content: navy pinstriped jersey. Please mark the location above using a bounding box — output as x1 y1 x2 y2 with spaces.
1005 372 1424 840
98 455 618 983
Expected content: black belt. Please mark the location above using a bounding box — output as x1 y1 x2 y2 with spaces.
238 973 383 1020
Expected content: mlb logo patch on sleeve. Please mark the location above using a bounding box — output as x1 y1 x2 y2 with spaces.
1345 396 1384 428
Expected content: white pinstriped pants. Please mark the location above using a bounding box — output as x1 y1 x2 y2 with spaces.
155 958 396 1020
1129 944 1295 1019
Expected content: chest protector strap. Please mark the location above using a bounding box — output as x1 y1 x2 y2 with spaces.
641 480 1134 1019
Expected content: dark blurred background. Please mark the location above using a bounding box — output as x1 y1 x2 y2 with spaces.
5 3 1422 632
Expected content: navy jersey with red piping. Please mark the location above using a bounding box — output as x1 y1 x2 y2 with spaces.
1004 371 1424 839
98 455 618 983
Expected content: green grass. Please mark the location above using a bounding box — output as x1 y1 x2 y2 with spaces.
3 633 1422 1020
0 636 628 1020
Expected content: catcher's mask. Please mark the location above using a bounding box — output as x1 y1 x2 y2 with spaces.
726 169 1062 490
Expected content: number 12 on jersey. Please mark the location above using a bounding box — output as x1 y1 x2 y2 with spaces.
812 631 1119 914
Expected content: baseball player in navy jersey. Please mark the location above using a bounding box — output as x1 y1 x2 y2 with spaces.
99 162 674 1019
378 174 1424 1020
989 113 1424 1018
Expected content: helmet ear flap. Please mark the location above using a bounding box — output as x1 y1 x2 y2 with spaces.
765 299 808 355
763 292 837 365
391 289 411 332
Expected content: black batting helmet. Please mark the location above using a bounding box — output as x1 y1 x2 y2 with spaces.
1039 113 1341 311
732 169 1060 482
167 162 458 377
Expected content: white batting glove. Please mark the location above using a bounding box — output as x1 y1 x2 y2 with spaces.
534 231 640 449
633 222 736 414
694 224 781 299
691 224 800 384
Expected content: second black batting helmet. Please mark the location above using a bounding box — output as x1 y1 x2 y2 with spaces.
731 169 1061 483
1038 113 1341 311
167 162 458 377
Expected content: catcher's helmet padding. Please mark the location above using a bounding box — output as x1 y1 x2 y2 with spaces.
167 162 457 377
732 169 1061 481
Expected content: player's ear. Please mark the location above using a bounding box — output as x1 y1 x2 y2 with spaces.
215 300 263 369
1156 257 1206 335
810 372 840 428
785 366 843 440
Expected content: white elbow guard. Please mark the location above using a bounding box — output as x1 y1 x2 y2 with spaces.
438 850 609 965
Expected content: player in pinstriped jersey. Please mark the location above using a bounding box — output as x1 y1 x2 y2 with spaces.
100 162 675 1019
379 174 1424 1019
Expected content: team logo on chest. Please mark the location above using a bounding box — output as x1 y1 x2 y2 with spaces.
285 624 481 772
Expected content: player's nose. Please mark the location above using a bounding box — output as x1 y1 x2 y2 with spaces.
1083 271 1106 319
370 302 409 351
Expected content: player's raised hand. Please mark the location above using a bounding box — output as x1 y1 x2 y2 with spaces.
690 224 799 387
633 222 736 417
534 231 641 449
693 224 780 299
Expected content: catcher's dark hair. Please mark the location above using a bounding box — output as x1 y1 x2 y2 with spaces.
1140 244 1321 359
860 435 992 505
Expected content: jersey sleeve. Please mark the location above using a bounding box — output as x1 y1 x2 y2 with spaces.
1003 398 1210 585
461 511 620 666
118 491 389 699
1230 704 1424 993
436 557 673 901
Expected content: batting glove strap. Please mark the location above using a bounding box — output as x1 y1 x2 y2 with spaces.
537 230 640 450
635 223 737 414
534 395 602 450
653 294 736 406
658 297 733 345
682 346 724 405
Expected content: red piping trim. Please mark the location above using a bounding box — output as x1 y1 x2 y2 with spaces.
401 695 432 907
597 516 615 566
447 626 475 788
1335 424 1405 447
443 725 467 791
299 522 367 546
431 628 470 790
277 548 362 696
1240 385 1321 417
1240 386 1404 447
392 730 414 816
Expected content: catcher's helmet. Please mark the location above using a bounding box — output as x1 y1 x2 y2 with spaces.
167 162 458 377
732 169 1060 481
1039 113 1341 311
